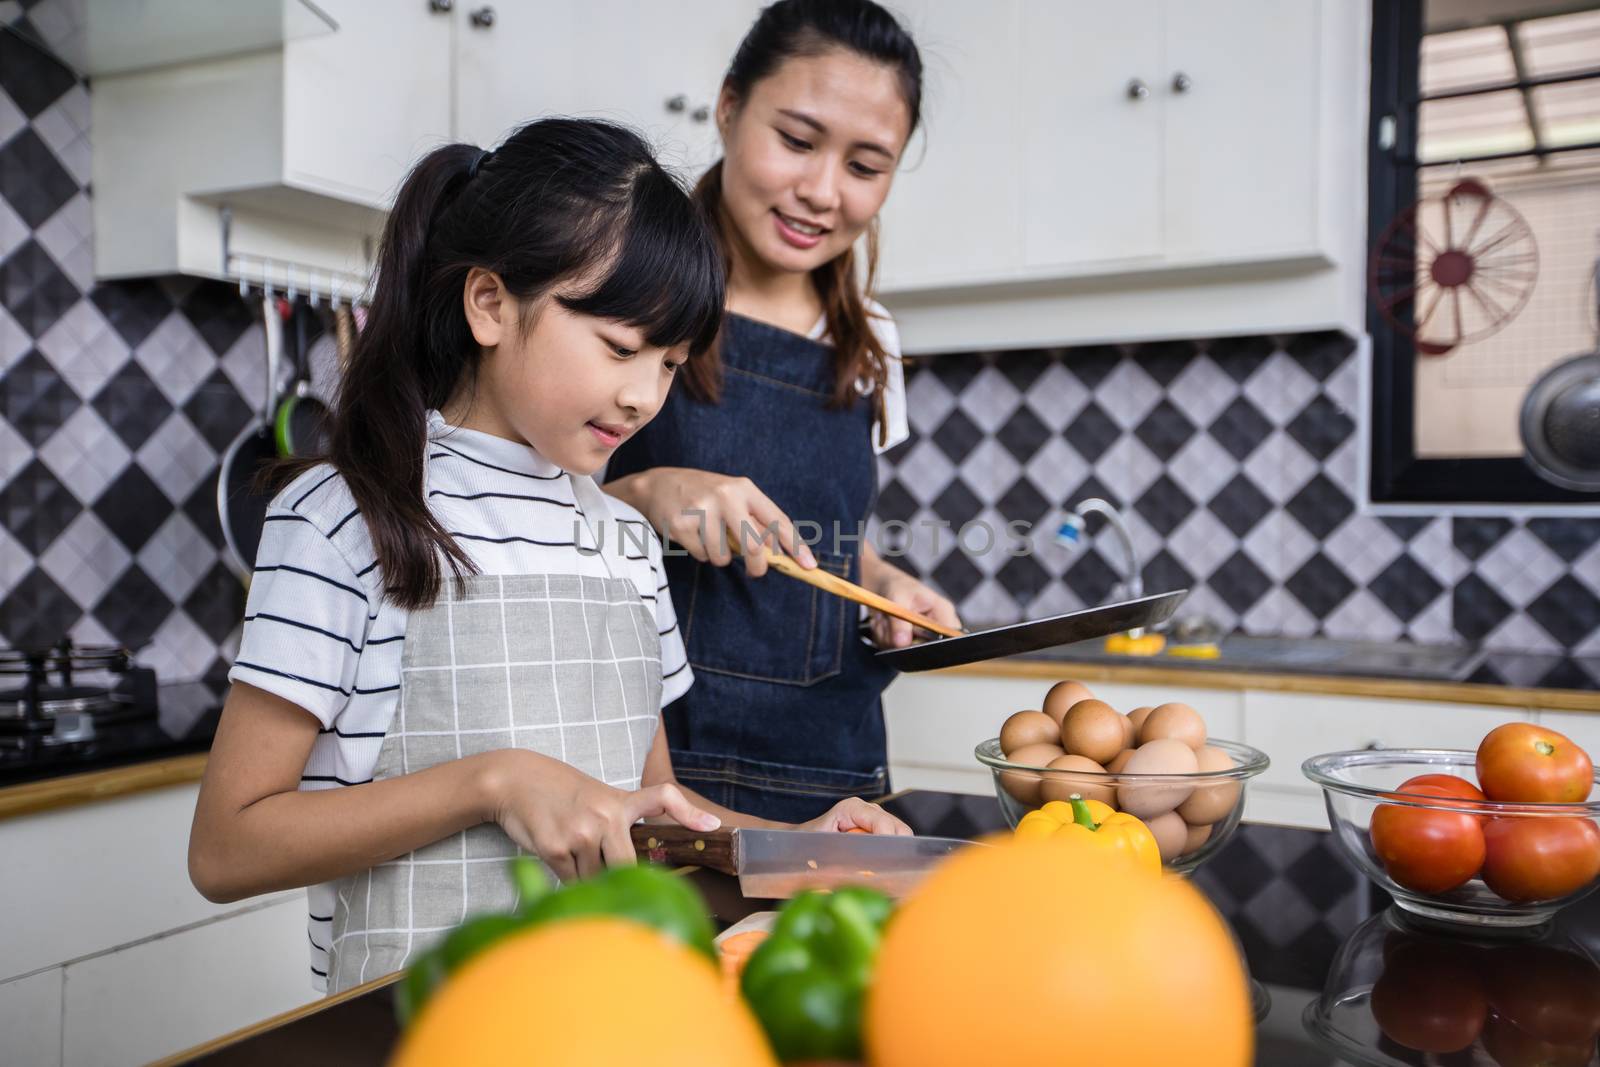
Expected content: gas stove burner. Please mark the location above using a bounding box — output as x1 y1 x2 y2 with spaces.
0 685 132 727
0 641 132 678
0 638 153 736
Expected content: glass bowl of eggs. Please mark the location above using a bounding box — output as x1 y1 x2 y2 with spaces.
974 681 1269 874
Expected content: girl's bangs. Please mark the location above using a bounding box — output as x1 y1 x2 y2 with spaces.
557 174 724 357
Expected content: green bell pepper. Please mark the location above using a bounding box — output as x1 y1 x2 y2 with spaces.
739 886 895 1062
395 856 716 1025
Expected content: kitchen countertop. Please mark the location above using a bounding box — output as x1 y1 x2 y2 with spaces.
152 789 1600 1067
946 633 1600 711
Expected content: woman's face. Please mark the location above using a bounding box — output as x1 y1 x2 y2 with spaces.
458 272 686 474
716 49 913 278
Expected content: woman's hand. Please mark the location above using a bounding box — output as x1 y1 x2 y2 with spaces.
797 796 912 835
608 467 815 578
864 557 961 649
487 751 721 882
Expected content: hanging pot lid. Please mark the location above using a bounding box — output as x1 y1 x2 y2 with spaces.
1521 350 1600 492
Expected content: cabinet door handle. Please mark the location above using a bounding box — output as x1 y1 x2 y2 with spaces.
1126 78 1150 101
1172 71 1193 93
691 105 711 123
428 0 452 12
469 5 494 28
1364 739 1385 751
665 94 688 114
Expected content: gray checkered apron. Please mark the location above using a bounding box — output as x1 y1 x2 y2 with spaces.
325 477 662 992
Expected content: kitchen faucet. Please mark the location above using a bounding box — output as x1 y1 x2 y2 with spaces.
1055 498 1153 643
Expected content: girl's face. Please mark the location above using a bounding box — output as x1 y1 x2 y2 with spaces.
716 49 912 279
457 271 686 474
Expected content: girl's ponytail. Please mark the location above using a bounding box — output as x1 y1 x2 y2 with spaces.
331 143 480 610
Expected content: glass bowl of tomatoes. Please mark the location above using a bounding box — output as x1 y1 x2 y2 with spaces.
1303 748 1600 928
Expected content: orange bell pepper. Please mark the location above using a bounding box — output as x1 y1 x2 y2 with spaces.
1014 795 1162 874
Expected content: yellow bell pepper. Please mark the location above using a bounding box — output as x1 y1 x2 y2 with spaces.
1014 795 1162 874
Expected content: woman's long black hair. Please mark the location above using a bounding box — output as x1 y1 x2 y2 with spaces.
327 118 724 608
685 0 922 445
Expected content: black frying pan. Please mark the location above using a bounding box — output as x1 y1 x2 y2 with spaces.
274 299 332 458
872 589 1188 672
218 295 286 580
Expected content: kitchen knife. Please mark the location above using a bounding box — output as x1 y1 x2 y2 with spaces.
629 823 971 899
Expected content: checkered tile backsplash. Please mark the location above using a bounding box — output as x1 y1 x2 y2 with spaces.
871 337 1600 656
0 32 251 683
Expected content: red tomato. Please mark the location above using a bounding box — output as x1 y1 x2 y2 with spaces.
1476 723 1594 803
1482 943 1600 1045
1369 939 1489 1053
1370 783 1487 895
1400 773 1488 803
1481 1011 1595 1067
1481 816 1600 903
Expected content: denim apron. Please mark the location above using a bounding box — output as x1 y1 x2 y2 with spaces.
608 313 896 822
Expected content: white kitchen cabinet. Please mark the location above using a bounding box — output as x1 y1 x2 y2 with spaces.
454 1 761 177
875 0 1371 352
62 895 313 1067
873 1 1026 290
0 969 64 1067
281 0 455 205
878 0 1330 293
93 0 450 285
1159 0 1320 263
0 786 312 1066
1019 0 1164 270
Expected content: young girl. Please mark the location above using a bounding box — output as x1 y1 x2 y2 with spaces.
188 118 906 995
605 0 961 822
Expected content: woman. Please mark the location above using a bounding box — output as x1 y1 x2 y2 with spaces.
606 0 960 822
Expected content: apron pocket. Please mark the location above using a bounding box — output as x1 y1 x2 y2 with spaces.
683 549 850 686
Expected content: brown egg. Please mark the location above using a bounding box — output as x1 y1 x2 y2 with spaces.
1000 710 1059 756
1059 700 1126 764
1145 811 1188 863
1000 741 1065 807
1176 745 1241 826
1117 713 1136 750
1039 754 1115 807
1105 749 1136 774
1041 680 1096 728
1181 821 1213 855
1138 702 1207 750
1127 706 1155 735
1117 739 1199 818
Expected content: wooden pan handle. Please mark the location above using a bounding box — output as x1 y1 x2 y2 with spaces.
719 529 964 639
630 823 738 875
764 552 965 639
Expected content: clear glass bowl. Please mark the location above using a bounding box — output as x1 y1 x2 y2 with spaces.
1303 748 1600 928
974 736 1269 874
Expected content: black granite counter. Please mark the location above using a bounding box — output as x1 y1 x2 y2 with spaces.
170 790 1600 1066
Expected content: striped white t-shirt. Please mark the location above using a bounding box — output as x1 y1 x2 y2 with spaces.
228 410 692 989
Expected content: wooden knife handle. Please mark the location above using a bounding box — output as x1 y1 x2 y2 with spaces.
630 824 738 875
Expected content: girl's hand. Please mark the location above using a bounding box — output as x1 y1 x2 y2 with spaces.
487 751 720 882
866 565 962 649
797 797 912 835
625 467 817 578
